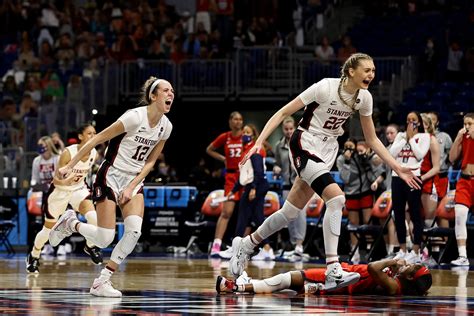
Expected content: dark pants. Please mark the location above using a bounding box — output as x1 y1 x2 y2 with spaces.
235 184 269 245
391 177 423 245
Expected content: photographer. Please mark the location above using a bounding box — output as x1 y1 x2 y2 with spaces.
336 139 378 263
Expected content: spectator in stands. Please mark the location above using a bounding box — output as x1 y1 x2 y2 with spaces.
273 116 306 259
51 132 65 154
55 33 76 72
419 114 440 229
38 40 56 70
195 0 215 34
215 0 234 50
446 40 464 82
420 37 439 82
337 139 377 263
17 40 37 71
449 113 474 267
390 112 430 263
0 99 17 147
2 75 21 104
24 76 42 103
227 123 274 261
207 111 244 257
337 35 357 63
315 36 335 65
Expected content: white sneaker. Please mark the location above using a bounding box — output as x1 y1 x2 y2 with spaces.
41 244 54 256
235 271 252 285
393 250 406 261
229 237 253 277
218 246 233 259
324 262 360 291
49 210 77 247
251 248 275 261
90 278 122 297
404 250 422 264
56 245 67 256
64 243 72 253
305 282 325 294
451 256 470 266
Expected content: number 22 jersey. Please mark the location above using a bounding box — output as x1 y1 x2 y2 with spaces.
298 78 373 137
105 106 173 174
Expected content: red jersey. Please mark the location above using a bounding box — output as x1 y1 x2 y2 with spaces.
303 263 401 295
421 136 434 175
461 134 474 170
211 131 243 171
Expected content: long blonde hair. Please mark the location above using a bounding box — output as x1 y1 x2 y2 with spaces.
39 136 60 156
338 53 373 110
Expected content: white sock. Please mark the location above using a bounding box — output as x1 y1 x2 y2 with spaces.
213 239 222 247
32 226 51 258
99 267 114 281
458 245 467 258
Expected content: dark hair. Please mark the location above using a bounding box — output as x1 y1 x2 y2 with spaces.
399 265 432 296
464 112 474 120
408 111 425 133
229 111 242 120
77 122 94 136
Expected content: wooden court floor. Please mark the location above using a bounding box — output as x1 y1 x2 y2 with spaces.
0 253 473 315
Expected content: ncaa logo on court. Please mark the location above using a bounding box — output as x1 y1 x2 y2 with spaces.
295 157 301 168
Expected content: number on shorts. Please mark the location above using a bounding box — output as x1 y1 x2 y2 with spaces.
132 145 150 161
323 116 346 130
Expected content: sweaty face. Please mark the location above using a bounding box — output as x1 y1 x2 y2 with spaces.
350 59 375 89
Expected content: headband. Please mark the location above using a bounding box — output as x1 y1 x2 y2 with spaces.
413 266 430 281
148 79 161 101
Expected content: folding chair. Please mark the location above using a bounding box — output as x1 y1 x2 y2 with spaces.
0 220 15 255
423 190 456 264
264 191 280 216
346 190 393 262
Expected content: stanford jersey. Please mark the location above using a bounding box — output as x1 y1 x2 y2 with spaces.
56 144 96 191
105 106 172 174
298 78 373 137
211 131 243 171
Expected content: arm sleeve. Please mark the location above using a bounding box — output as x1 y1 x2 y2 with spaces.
409 133 431 161
389 132 407 157
298 79 330 105
118 109 141 132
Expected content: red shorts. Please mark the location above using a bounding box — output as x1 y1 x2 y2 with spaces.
346 192 373 211
454 177 474 208
422 175 448 199
224 172 240 201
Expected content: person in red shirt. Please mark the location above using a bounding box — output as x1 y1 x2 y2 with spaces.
217 258 432 296
449 113 474 266
207 111 244 256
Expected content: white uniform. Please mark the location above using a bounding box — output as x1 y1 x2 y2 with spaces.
31 155 60 186
291 78 373 185
94 106 173 202
389 132 431 177
44 145 96 222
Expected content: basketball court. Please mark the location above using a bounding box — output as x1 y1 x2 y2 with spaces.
0 254 473 314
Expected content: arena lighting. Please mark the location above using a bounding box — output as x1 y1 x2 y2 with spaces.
92 109 98 115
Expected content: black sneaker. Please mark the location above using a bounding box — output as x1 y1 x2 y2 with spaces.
84 245 103 265
26 253 40 274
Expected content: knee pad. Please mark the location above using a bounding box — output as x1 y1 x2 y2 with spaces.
111 215 143 265
256 201 302 240
95 227 116 248
324 195 345 236
84 211 97 226
455 204 469 240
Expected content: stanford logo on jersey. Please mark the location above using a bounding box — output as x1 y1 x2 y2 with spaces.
95 187 102 198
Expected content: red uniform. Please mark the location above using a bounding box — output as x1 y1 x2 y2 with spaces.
302 263 402 295
211 131 243 199
421 135 446 198
454 134 474 208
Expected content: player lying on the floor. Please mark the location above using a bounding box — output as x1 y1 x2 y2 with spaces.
217 258 432 296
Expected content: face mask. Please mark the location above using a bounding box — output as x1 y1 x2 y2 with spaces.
37 145 47 154
242 135 252 143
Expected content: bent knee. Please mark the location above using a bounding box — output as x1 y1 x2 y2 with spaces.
95 227 115 248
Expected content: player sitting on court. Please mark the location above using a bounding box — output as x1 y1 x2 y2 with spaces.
217 258 432 296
